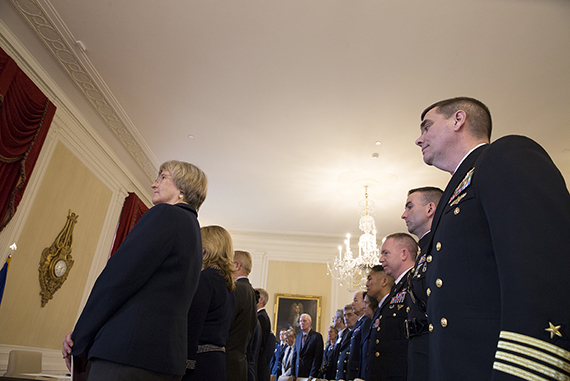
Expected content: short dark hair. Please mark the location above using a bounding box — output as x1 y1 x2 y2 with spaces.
408 186 444 207
421 97 492 140
370 265 385 274
365 294 379 313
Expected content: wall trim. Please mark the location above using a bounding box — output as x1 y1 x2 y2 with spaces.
8 0 159 181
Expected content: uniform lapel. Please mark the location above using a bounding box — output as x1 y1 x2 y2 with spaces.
353 316 363 332
383 271 408 311
426 145 488 256
366 306 382 341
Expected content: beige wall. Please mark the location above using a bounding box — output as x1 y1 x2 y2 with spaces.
264 260 331 337
0 142 113 349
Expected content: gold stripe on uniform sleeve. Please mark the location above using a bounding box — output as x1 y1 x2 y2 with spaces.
497 340 570 374
500 331 570 360
495 351 569 381
493 362 549 381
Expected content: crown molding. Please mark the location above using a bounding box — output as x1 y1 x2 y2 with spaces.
9 0 158 181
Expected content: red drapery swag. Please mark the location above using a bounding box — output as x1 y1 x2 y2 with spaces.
0 46 56 233
109 192 149 258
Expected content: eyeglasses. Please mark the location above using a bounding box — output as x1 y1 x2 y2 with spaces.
154 173 172 184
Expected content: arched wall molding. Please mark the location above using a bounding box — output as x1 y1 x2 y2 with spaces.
8 0 159 181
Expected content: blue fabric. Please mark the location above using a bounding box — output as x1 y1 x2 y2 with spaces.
0 259 8 306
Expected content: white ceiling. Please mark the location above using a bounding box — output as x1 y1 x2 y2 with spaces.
4 0 570 242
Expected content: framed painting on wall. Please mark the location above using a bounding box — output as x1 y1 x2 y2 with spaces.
273 293 321 335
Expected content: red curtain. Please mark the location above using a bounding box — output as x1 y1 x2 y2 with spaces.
109 192 149 257
0 46 56 233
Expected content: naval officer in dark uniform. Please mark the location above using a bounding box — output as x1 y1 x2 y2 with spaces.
365 233 417 381
335 304 357 380
400 186 442 381
415 97 570 380
346 291 371 380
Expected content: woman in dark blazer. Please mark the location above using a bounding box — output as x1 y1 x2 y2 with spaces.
183 225 236 381
361 293 379 380
320 325 338 380
62 160 207 381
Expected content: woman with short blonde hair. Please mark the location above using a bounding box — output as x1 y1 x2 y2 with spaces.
63 160 206 380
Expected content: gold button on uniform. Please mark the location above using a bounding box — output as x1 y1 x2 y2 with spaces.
436 278 443 288
441 318 448 327
376 339 379 344
406 307 410 313
436 242 442 251
426 288 431 296
454 207 460 215
377 327 381 332
427 255 432 262
375 352 380 357
429 324 433 332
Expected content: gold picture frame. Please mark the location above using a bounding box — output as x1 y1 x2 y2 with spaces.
273 293 322 335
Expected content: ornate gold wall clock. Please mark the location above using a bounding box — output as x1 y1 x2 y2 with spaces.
38 210 78 307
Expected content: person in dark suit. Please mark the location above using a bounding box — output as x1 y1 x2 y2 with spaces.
346 291 371 380
415 97 570 380
270 329 287 377
226 250 258 381
183 225 236 381
255 288 273 381
360 293 381 380
328 308 346 377
291 313 323 379
400 187 442 381
366 234 417 381
319 325 338 380
335 304 357 380
247 318 261 381
280 330 296 376
62 160 207 380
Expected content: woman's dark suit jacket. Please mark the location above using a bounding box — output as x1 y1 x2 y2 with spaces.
183 267 235 381
71 203 202 376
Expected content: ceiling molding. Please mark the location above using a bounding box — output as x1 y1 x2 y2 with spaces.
9 0 158 181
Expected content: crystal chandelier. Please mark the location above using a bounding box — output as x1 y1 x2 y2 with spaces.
327 186 381 288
